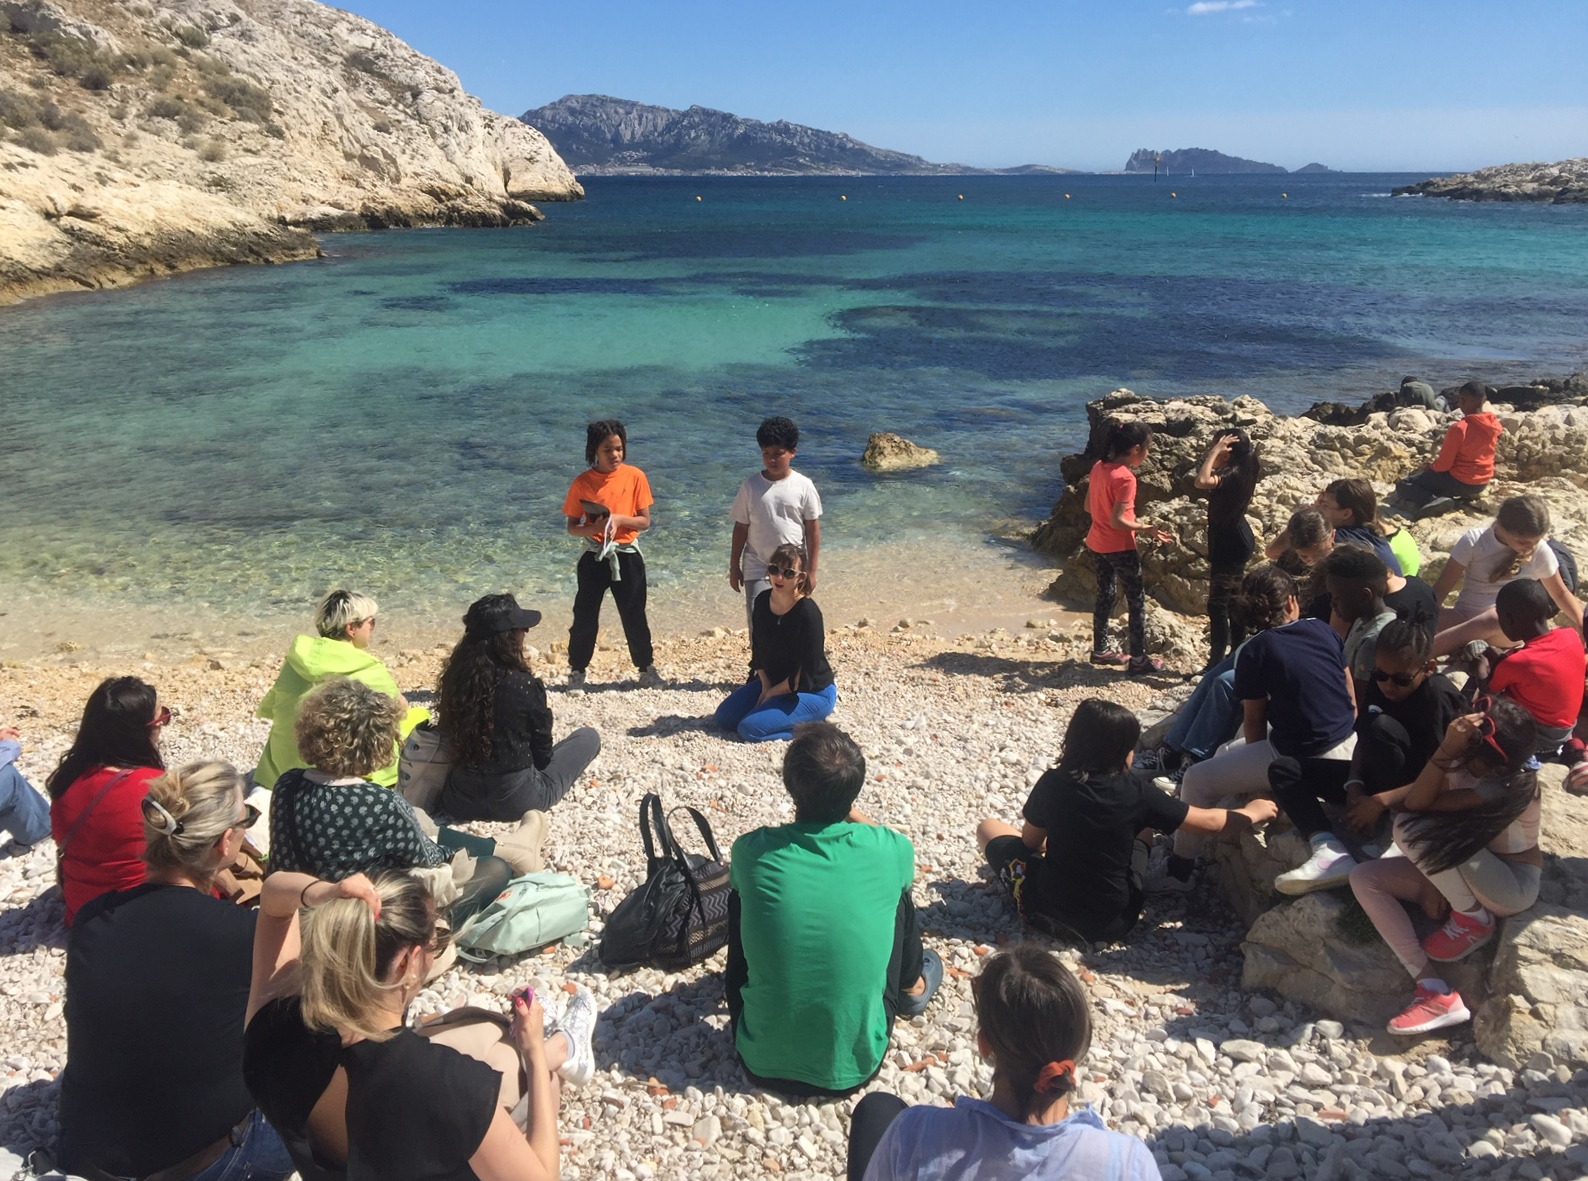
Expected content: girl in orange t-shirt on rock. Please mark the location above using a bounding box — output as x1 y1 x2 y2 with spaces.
561 419 662 689
1086 421 1174 675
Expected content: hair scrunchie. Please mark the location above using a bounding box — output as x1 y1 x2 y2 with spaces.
1033 1059 1076 1095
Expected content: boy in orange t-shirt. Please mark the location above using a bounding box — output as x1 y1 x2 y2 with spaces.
561 419 661 688
1395 380 1503 517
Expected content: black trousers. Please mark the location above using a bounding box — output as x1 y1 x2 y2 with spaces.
568 550 654 671
1357 714 1416 796
847 1092 908 1181
1269 754 1354 840
1093 548 1146 659
1398 468 1487 508
725 890 923 1098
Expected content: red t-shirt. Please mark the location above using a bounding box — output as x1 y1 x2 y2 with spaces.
1086 460 1138 554
1490 626 1588 730
562 464 654 546
50 766 160 925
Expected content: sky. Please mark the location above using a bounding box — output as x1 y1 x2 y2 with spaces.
340 1 1586 172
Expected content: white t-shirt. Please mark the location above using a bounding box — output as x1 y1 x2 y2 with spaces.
1450 526 1558 613
731 471 822 580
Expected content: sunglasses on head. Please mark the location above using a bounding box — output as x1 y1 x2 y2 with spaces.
1372 668 1421 687
767 565 801 579
1468 695 1511 765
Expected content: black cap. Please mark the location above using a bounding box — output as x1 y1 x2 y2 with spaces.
463 594 542 635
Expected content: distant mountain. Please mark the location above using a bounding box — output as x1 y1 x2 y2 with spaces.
520 95 1080 177
1123 148 1287 175
1294 163 1333 174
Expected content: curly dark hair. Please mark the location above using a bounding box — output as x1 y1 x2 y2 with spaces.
585 419 627 464
437 596 532 769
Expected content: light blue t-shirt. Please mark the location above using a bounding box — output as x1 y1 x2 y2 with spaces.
862 1097 1163 1181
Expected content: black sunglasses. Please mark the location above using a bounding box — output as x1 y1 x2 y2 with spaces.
1372 668 1420 687
767 565 801 579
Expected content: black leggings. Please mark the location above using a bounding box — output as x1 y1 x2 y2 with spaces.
847 1092 908 1181
1269 754 1354 841
1207 562 1247 665
1092 548 1146 659
569 549 654 671
1399 468 1487 508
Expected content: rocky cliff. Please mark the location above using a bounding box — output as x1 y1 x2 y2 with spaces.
1393 158 1588 204
1123 147 1287 175
0 0 582 303
521 94 1080 177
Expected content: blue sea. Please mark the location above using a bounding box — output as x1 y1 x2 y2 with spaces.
4 173 1588 632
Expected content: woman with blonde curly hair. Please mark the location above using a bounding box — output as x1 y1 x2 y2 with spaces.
61 761 294 1181
267 678 540 925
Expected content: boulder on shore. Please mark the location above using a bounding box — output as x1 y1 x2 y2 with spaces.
861 432 939 472
1034 385 1588 618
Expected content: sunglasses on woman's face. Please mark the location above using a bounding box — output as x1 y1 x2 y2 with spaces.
767 565 801 579
149 705 172 728
236 803 262 831
1372 668 1420 687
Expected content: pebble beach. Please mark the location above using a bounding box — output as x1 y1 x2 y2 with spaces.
4 622 1587 1181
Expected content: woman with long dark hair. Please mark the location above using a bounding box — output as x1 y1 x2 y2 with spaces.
48 676 169 925
1194 428 1259 667
1350 697 1540 1035
438 595 601 822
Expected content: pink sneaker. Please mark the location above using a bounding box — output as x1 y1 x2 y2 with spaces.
1387 985 1471 1035
1422 910 1496 962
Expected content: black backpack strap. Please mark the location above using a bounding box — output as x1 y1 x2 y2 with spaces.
666 805 723 865
639 793 676 872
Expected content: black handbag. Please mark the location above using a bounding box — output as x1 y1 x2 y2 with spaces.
599 794 731 971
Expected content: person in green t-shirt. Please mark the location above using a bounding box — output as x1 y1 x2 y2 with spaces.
726 723 944 1095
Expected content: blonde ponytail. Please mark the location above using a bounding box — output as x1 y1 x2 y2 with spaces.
299 870 437 1042
141 761 244 880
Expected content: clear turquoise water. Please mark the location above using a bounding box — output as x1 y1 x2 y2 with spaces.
4 173 1587 618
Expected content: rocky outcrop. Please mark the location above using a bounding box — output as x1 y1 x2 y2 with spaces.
1035 385 1588 618
0 0 582 303
861 431 939 472
1222 760 1588 1068
521 94 980 177
1123 148 1287 175
1393 158 1588 204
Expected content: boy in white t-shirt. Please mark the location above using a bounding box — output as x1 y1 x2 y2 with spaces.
729 417 823 631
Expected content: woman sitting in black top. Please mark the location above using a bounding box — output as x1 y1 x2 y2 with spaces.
975 699 1276 944
714 542 836 741
243 868 597 1181
439 594 602 821
1195 428 1259 668
61 760 293 1181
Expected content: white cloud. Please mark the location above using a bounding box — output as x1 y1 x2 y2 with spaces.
1186 1 1259 13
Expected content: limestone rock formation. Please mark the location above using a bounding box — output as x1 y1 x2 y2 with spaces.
1393 158 1588 205
0 0 583 303
861 431 940 472
1123 147 1287 175
1035 385 1588 618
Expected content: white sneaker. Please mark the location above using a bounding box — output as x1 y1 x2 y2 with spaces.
637 664 665 689
565 669 586 689
556 986 599 1086
1274 839 1358 896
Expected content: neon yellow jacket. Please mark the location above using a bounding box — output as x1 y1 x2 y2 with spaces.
254 635 403 790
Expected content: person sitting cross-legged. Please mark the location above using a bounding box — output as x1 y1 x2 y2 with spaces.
726 722 942 1096
976 698 1275 945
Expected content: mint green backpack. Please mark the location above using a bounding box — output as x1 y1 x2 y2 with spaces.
452 872 590 962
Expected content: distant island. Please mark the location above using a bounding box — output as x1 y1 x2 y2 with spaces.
1123 148 1288 175
1394 158 1588 204
521 95 1080 177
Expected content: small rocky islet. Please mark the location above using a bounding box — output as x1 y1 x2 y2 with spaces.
3 378 1588 1179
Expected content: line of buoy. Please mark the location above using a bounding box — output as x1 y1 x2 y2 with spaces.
958 194 964 201
1170 191 1177 197
695 195 702 201
1281 192 1288 198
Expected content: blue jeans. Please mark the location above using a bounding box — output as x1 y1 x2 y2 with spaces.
0 751 51 847
715 681 838 742
1165 656 1240 761
185 1111 295 1181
